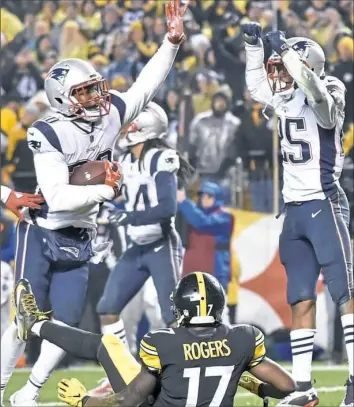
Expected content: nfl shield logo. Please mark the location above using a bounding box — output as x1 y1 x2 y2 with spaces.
47 68 69 86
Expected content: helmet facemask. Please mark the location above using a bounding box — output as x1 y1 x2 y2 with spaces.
68 77 111 121
266 55 295 95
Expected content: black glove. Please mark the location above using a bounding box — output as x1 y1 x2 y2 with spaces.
263 30 289 55
241 22 262 46
108 209 130 226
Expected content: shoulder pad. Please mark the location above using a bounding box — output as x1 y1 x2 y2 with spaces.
27 123 62 155
139 332 162 373
150 149 180 175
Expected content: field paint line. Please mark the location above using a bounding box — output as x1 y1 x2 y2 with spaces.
16 364 347 374
37 386 346 405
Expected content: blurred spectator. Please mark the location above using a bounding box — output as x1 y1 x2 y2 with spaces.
2 104 40 193
106 37 134 84
59 20 89 59
2 48 44 102
95 4 122 55
178 181 237 323
236 88 274 213
188 88 241 188
80 0 102 34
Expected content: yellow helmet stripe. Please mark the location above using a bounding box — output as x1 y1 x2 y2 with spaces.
195 272 207 316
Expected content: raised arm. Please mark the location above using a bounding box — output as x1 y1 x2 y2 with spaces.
263 31 346 129
110 0 188 127
242 23 273 106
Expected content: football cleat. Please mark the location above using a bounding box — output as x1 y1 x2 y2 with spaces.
14 278 49 342
9 390 38 406
87 377 113 397
276 388 319 407
340 377 354 407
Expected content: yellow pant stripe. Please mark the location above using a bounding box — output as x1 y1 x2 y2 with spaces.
195 272 207 316
101 334 141 385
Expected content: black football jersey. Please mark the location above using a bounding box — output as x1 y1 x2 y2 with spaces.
139 324 266 407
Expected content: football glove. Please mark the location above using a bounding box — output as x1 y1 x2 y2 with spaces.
109 209 130 226
241 22 262 46
6 190 44 220
165 0 189 45
58 378 89 407
239 373 262 396
104 161 123 197
263 30 289 55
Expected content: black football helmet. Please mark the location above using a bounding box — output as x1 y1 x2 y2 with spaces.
171 272 226 326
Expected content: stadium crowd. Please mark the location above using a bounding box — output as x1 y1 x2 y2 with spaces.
1 0 353 366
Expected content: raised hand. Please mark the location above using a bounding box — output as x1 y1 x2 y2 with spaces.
241 22 262 46
165 0 189 45
263 30 289 55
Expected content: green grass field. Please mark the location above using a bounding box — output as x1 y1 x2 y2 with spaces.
4 363 347 406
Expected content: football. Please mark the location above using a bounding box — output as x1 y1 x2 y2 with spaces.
70 160 115 186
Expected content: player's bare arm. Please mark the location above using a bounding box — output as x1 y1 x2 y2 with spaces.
77 370 157 407
247 358 296 399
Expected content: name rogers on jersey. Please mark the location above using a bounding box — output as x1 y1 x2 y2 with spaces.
183 339 231 361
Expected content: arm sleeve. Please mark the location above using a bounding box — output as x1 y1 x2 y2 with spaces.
1 185 12 204
28 127 116 212
282 50 346 129
139 334 162 374
124 150 179 226
245 40 273 106
178 200 231 233
110 37 179 126
248 327 266 369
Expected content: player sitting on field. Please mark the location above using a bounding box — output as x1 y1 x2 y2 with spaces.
14 273 296 407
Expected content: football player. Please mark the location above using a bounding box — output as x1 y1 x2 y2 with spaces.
242 23 353 407
0 1 188 406
14 273 296 407
88 101 192 396
1 185 44 220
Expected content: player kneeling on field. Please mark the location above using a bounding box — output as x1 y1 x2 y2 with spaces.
14 273 296 407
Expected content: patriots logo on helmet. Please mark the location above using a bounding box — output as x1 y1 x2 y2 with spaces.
292 41 312 60
28 140 41 151
47 68 69 86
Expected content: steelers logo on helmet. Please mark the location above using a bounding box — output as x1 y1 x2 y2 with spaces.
171 272 226 326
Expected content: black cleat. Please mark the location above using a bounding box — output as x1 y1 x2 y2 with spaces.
14 278 49 342
340 377 354 407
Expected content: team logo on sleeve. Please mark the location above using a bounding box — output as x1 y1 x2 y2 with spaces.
47 68 69 86
165 157 175 164
28 140 42 151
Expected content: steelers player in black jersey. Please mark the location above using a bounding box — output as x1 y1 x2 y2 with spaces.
14 273 296 407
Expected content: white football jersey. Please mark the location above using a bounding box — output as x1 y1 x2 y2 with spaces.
245 41 346 202
27 97 122 229
119 148 179 245
25 37 180 230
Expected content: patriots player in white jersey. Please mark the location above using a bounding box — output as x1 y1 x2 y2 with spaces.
242 23 353 407
88 101 192 396
0 2 188 406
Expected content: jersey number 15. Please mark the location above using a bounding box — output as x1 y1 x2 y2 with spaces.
278 117 312 165
183 366 234 407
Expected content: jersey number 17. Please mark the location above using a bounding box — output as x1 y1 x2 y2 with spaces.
183 366 234 407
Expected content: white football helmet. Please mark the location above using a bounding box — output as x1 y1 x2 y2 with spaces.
118 102 168 150
266 37 325 94
45 58 111 122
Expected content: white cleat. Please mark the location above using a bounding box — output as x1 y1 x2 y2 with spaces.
9 389 38 407
276 387 319 407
